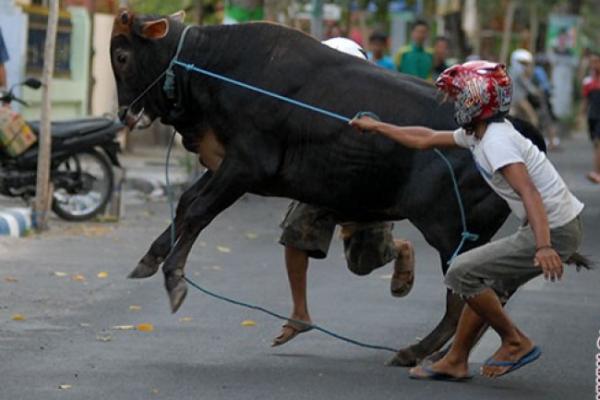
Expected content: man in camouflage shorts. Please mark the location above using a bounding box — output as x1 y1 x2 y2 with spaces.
272 201 415 346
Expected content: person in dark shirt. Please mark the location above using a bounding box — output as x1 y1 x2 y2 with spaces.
582 52 600 183
0 28 9 90
432 36 450 80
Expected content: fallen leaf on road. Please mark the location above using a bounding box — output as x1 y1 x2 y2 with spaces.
136 323 154 332
129 305 142 312
72 274 86 282
241 320 256 327
151 388 160 395
58 384 72 390
53 271 68 277
112 325 135 330
4 276 18 283
245 232 258 239
11 314 26 321
217 245 231 253
97 272 109 279
96 334 112 342
179 317 193 323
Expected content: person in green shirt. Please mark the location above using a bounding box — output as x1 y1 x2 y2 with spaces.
394 19 433 80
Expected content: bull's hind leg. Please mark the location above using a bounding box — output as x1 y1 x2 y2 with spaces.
388 288 464 367
129 171 213 279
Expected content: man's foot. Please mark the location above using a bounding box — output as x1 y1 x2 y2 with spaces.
587 171 600 184
480 335 537 378
391 239 415 298
409 357 472 381
271 318 313 347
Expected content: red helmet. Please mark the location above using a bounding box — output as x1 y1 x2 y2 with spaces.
435 61 512 127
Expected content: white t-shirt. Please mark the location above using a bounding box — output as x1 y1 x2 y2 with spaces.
453 120 583 228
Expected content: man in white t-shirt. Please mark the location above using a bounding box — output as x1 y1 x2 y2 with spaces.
351 61 585 381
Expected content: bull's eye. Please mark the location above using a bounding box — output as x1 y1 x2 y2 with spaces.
116 51 128 65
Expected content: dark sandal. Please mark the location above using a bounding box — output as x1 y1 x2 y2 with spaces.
271 321 313 347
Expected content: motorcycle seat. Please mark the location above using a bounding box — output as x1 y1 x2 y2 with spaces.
27 118 119 140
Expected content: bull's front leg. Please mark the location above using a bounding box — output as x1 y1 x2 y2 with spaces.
129 171 214 279
161 159 250 312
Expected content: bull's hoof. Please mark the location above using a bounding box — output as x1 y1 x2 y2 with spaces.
386 347 419 367
166 276 188 313
128 254 162 279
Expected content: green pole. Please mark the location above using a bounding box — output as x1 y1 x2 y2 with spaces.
311 0 323 39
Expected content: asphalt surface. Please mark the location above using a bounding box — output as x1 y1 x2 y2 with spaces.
0 136 599 400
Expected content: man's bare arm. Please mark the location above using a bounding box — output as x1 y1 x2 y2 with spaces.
350 116 457 149
500 162 563 281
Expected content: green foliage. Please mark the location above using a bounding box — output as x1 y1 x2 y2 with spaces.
131 0 190 16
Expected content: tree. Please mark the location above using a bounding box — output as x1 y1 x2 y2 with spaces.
34 0 59 231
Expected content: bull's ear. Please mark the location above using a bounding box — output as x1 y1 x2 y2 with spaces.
170 10 186 23
141 18 169 40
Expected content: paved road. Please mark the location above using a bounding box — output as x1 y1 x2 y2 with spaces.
1 136 599 400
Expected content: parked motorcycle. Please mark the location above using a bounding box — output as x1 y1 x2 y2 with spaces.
0 78 123 221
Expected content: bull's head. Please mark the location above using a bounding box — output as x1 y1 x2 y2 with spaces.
110 9 186 129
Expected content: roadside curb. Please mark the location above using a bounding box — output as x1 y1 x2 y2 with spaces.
0 207 32 237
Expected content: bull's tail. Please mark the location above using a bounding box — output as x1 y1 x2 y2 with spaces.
566 252 594 271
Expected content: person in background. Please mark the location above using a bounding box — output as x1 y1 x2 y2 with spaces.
394 19 433 80
532 54 560 150
0 28 9 91
582 51 600 184
432 36 450 80
509 49 539 128
367 31 395 71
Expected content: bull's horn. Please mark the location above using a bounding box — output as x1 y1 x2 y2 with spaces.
170 10 186 23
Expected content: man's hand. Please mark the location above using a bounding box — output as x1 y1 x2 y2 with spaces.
534 247 563 281
349 116 380 133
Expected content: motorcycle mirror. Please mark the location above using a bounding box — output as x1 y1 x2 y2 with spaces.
23 78 42 90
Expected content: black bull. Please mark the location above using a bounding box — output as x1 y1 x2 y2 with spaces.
111 13 547 366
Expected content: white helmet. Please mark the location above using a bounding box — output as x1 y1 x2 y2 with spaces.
322 37 367 60
511 48 533 65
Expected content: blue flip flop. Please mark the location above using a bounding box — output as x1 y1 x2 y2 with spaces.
409 366 473 382
483 346 542 377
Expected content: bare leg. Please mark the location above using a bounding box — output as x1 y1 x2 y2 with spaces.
588 141 600 183
412 289 534 378
272 246 312 346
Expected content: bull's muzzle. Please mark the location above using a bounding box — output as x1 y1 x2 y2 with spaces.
118 106 153 130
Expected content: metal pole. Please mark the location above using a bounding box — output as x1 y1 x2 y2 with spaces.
310 0 323 40
33 0 59 231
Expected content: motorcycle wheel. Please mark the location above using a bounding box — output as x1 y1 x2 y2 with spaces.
51 149 114 221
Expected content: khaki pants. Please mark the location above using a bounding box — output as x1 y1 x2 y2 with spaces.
445 216 583 299
279 201 397 276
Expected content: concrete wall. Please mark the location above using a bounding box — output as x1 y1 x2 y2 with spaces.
20 6 91 120
91 13 117 117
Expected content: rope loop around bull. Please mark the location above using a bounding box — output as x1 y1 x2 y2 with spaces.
161 55 479 353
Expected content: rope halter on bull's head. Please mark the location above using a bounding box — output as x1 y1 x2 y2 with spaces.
112 9 189 128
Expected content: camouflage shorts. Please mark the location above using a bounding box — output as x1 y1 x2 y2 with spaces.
279 201 397 275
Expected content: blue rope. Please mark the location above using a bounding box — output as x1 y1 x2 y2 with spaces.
163 60 479 352
165 129 398 353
